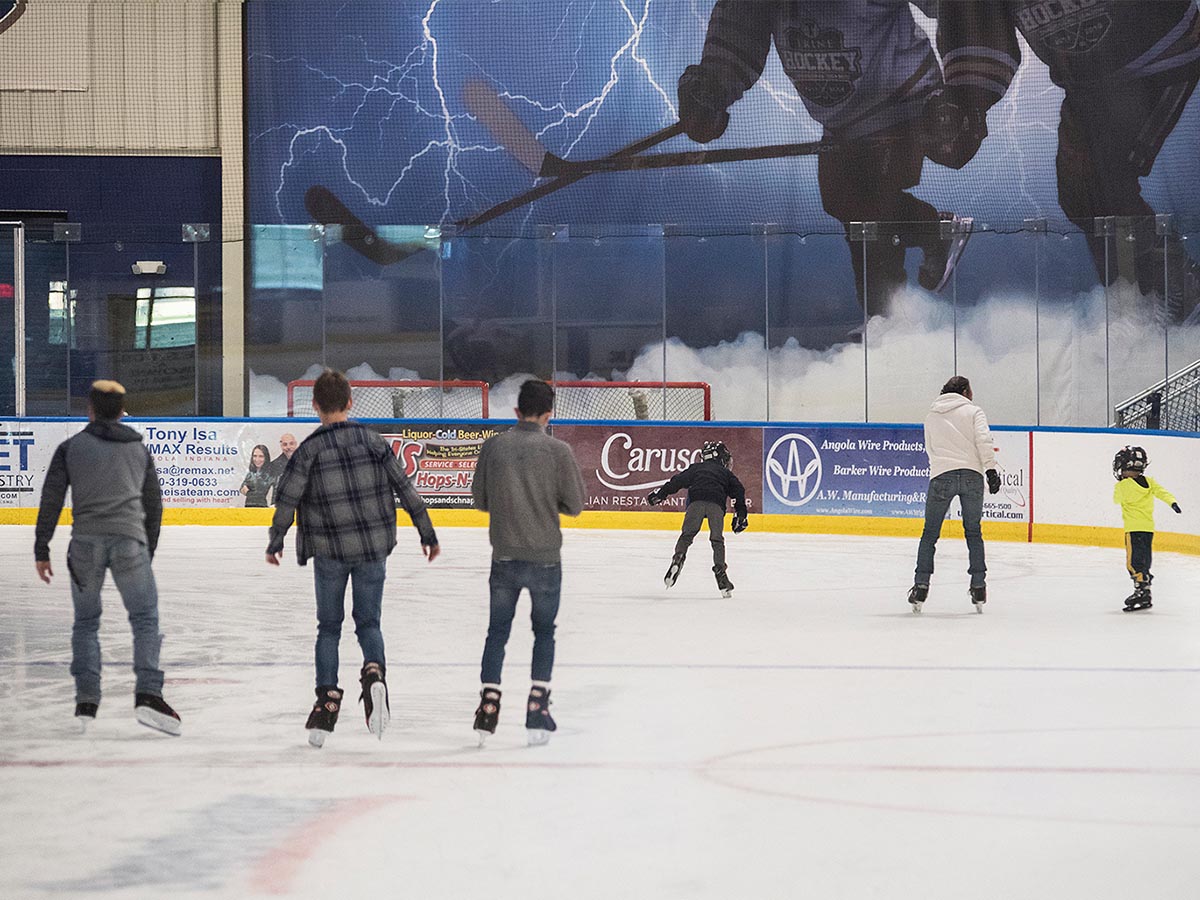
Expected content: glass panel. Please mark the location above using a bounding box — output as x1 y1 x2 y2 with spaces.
1164 220 1200 432
246 224 326 415
441 227 551 416
765 229 862 422
1 223 70 416
664 225 766 421
66 224 198 417
945 226 1039 427
859 220 956 424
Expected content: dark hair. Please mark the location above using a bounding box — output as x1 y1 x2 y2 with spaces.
249 444 271 472
89 379 126 420
312 369 352 413
517 379 555 417
940 375 971 397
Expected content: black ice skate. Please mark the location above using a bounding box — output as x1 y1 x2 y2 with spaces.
134 693 181 736
473 687 501 747
359 662 389 740
526 686 556 746
664 553 686 588
1123 585 1153 612
908 584 928 614
305 685 342 748
970 585 987 614
75 701 98 734
713 564 734 598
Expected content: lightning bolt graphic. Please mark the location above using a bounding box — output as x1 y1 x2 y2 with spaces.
253 0 683 229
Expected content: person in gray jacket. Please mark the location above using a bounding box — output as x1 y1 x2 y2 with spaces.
470 379 585 746
908 375 1001 615
34 380 181 735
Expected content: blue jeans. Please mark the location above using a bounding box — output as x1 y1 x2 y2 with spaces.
915 469 987 588
67 535 164 703
480 560 562 685
313 556 387 688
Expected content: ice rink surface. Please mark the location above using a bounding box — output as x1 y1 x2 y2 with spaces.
2 524 1199 900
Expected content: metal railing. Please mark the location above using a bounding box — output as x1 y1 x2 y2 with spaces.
1113 357 1200 432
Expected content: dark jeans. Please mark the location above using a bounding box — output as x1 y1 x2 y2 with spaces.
312 556 387 688
1125 532 1154 585
674 500 727 568
67 535 164 703
915 469 986 589
480 560 562 685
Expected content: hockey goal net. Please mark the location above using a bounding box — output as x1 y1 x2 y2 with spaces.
287 380 489 418
551 381 711 421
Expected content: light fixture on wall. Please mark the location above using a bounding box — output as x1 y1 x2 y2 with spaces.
131 260 166 275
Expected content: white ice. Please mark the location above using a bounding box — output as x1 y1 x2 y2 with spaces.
2 525 1199 900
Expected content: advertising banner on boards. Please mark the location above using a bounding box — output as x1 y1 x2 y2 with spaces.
554 424 763 513
761 426 1029 522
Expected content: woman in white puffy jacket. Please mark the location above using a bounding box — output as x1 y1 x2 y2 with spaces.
908 375 1000 613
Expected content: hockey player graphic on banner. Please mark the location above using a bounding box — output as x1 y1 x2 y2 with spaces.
938 0 1200 323
678 0 980 319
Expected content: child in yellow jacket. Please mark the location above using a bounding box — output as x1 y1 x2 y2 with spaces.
1112 445 1181 611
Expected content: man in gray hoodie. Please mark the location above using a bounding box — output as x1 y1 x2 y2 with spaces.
35 380 180 735
908 375 1000 614
470 379 585 746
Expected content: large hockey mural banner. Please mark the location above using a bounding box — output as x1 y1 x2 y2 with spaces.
761 426 1030 522
244 0 1200 426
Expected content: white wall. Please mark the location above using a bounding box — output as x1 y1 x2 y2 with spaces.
1033 430 1198 534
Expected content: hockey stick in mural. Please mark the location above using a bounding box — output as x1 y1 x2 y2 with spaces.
462 79 841 178
303 120 686 263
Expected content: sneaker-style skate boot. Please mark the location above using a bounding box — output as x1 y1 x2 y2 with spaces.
526 686 557 746
664 553 686 588
908 584 928 614
969 584 987 614
713 565 734 598
305 686 343 748
1123 584 1153 612
473 687 501 747
75 701 98 734
134 693 181 736
359 662 389 739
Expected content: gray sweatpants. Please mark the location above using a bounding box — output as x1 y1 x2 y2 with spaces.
674 500 727 569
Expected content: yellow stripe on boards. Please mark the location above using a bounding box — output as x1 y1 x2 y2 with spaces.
1 508 1197 556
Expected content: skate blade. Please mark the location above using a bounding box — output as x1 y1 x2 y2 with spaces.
367 683 389 739
910 601 923 614
474 728 492 747
527 728 552 747
1123 604 1152 612
308 728 328 748
135 707 181 736
973 601 985 614
720 589 732 598
76 716 93 734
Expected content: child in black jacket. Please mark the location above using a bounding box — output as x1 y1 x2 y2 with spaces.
647 440 748 597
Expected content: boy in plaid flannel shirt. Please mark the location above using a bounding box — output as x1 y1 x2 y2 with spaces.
267 369 439 746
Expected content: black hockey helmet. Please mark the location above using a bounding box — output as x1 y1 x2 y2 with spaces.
1113 445 1149 478
701 440 732 467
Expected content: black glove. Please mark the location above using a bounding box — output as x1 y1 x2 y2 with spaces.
1172 502 1182 513
677 64 730 144
647 488 666 506
732 513 748 533
923 86 989 170
985 469 1001 494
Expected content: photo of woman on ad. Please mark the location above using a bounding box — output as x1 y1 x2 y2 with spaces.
240 444 275 508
